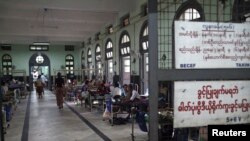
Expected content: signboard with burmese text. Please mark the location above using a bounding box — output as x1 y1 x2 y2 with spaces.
174 81 250 128
175 21 250 69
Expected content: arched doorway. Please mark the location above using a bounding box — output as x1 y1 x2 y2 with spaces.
29 52 51 90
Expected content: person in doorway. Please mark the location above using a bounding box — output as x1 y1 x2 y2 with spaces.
40 73 47 95
55 72 65 109
35 75 44 99
41 73 48 89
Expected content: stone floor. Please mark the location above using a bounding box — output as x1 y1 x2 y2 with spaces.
4 90 148 141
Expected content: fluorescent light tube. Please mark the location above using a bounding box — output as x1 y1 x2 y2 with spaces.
33 42 50 45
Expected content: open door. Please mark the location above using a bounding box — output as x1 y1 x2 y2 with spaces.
29 52 51 90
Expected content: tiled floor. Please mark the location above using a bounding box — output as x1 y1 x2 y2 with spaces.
4 90 148 141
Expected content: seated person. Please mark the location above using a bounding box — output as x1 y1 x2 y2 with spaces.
80 80 90 105
111 82 120 96
125 84 140 102
121 84 128 98
118 84 140 111
65 83 74 101
97 80 110 95
111 82 121 103
130 87 140 102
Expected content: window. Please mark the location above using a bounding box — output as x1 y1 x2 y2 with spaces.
95 45 101 62
121 35 130 43
120 31 131 56
165 0 204 69
87 48 92 78
179 8 200 21
175 0 204 21
87 48 92 63
95 44 102 77
139 22 149 93
140 22 148 53
81 50 85 69
108 61 113 73
97 62 102 74
65 55 74 75
65 45 74 51
2 54 12 75
120 31 131 84
105 39 113 60
105 39 114 83
122 56 131 84
1 44 11 51
145 56 149 72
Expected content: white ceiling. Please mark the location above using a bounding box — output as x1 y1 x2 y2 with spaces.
0 0 135 46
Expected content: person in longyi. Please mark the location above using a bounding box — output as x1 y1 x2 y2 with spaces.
35 75 44 99
55 72 65 109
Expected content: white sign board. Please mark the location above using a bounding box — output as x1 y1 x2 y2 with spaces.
175 21 250 69
174 81 250 128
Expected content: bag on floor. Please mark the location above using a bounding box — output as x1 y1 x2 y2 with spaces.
103 107 111 119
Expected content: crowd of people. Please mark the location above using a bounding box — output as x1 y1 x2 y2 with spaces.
54 74 145 118
52 72 150 129
1 77 28 134
34 73 48 99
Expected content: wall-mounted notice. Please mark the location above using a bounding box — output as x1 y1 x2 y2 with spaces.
175 21 250 69
174 81 250 128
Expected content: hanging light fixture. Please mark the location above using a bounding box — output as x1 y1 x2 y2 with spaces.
31 8 57 45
